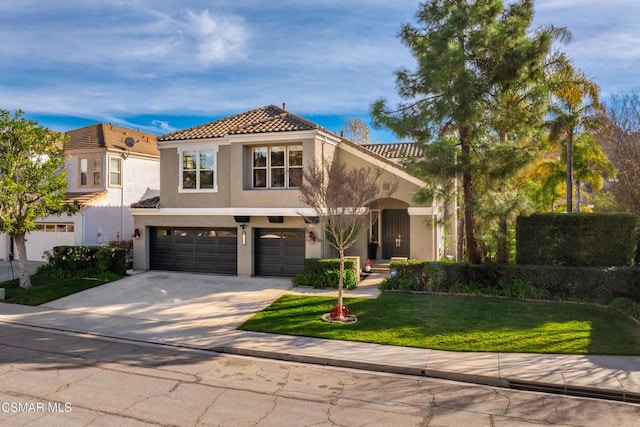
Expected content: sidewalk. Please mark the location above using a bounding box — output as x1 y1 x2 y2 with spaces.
1 272 639 404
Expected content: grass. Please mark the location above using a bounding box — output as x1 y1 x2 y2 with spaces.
239 293 640 355
1 275 111 305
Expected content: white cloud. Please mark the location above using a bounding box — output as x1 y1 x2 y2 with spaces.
185 9 248 65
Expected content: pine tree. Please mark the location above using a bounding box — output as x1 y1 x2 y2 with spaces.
372 0 551 263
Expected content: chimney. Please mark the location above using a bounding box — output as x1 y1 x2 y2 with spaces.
282 102 286 110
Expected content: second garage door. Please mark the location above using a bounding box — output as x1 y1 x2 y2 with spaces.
150 227 237 274
255 229 305 277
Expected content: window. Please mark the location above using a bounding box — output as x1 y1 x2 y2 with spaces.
79 157 102 187
109 157 121 186
252 145 302 189
80 159 88 186
92 158 101 185
179 147 218 191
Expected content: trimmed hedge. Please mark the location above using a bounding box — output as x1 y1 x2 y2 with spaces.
516 213 638 266
293 258 358 290
384 260 640 305
303 258 357 274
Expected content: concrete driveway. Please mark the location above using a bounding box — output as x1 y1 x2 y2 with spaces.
2 271 293 347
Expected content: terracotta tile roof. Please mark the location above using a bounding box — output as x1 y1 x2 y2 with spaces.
159 105 319 142
65 123 159 157
361 143 423 162
64 190 107 207
131 196 160 209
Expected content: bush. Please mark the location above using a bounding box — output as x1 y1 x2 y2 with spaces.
516 213 638 266
292 269 357 290
303 258 357 274
41 245 128 278
293 258 359 290
382 260 640 304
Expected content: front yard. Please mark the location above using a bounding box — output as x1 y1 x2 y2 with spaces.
1 275 112 305
239 292 640 355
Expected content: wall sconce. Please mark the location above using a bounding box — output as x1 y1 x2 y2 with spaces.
133 228 141 240
240 224 247 246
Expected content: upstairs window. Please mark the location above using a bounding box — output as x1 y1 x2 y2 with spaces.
92 158 101 185
80 159 88 186
179 147 218 192
79 157 102 187
109 157 122 187
252 145 302 189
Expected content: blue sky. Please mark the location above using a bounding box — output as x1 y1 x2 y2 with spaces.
1 0 639 143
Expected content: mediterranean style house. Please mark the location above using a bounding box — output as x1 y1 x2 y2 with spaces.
0 123 160 261
131 105 450 276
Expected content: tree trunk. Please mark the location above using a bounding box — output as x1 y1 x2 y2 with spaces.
496 216 509 263
13 233 32 289
461 127 481 264
566 129 574 212
337 248 345 320
576 179 581 212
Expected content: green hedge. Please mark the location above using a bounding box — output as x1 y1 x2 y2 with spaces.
293 258 358 290
516 213 638 266
383 260 640 304
42 245 128 277
303 258 357 274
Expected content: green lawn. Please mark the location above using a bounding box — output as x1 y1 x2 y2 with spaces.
1 275 110 306
239 293 640 355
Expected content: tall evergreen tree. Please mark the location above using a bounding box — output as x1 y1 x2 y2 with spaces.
372 0 551 263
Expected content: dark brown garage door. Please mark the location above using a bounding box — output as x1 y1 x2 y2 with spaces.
255 229 305 276
150 227 237 274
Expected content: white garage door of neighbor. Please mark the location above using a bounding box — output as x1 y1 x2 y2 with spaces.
22 223 76 261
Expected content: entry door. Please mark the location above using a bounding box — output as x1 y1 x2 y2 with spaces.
382 209 410 258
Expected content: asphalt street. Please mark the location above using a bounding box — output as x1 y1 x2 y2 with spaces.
1 323 639 427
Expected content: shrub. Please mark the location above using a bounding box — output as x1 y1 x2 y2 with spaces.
383 260 640 304
292 268 357 290
41 245 127 278
303 258 357 274
516 213 638 266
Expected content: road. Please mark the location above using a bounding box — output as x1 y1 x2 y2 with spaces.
0 323 638 426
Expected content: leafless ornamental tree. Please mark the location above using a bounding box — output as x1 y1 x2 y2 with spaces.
299 159 397 321
601 92 640 216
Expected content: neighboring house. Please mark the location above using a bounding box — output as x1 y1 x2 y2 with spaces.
0 123 160 261
131 105 450 277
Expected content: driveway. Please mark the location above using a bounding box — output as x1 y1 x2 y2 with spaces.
1 271 293 347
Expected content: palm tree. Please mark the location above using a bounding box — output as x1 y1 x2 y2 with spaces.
546 63 602 212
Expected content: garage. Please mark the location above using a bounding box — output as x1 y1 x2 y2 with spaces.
150 227 237 274
22 222 76 261
255 228 305 277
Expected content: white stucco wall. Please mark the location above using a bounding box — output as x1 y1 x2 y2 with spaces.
85 155 160 245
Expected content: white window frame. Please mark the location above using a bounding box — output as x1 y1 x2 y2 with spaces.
178 145 219 193
108 156 122 187
252 145 302 189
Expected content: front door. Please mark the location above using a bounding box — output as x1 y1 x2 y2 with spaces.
382 209 410 258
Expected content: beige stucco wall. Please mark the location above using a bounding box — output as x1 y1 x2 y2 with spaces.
335 145 424 208
135 129 445 274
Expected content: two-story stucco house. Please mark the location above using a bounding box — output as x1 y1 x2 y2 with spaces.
0 123 160 261
131 105 450 276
